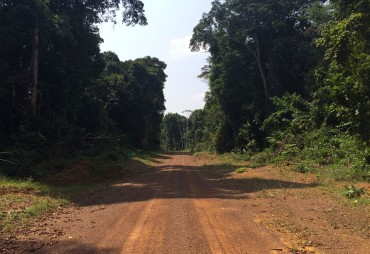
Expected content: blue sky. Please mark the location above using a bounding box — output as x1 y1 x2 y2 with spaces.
99 0 213 116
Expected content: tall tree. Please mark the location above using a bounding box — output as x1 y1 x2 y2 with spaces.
160 113 188 151
0 0 147 145
98 53 167 149
190 0 320 152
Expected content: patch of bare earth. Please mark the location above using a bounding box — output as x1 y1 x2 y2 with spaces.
198 158 370 254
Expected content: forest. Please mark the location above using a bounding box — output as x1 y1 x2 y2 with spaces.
160 0 370 182
1 1 369 252
0 0 166 177
0 0 369 182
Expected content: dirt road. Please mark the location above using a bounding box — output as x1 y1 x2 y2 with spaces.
26 152 291 254
5 152 369 253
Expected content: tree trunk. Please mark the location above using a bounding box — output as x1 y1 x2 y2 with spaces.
254 37 269 101
30 27 39 118
177 119 184 150
249 36 269 102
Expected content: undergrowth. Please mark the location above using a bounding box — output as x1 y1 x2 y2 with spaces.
249 128 369 183
342 185 367 199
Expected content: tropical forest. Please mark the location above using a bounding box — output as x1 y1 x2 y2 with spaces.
1 1 369 253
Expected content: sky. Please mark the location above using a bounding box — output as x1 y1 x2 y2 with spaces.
99 0 213 116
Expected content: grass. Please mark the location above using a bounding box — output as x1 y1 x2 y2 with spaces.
195 151 370 207
25 197 67 216
194 151 247 167
0 174 95 196
0 175 84 233
133 150 166 167
0 148 163 235
1 196 69 232
236 167 247 174
0 175 40 190
342 185 367 199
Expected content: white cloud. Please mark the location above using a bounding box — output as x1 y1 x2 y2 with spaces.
168 35 203 61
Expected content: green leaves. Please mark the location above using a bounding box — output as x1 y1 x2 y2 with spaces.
343 185 366 199
122 0 147 26
315 1 370 141
317 13 365 64
0 0 150 147
160 113 188 151
190 0 321 152
101 55 167 149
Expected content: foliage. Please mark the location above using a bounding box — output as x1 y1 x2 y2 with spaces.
186 0 370 182
0 0 152 146
295 164 310 174
0 0 147 146
342 185 366 199
315 0 370 141
99 53 167 149
0 1 169 179
160 113 188 151
257 92 369 180
190 0 321 153
181 94 225 152
235 167 247 174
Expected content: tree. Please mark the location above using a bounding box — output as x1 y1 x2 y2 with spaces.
97 53 167 149
0 0 147 145
160 113 188 151
190 0 320 152
315 0 370 141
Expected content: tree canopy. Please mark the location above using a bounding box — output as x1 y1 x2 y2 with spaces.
189 0 321 152
1 0 369 182
175 0 369 180
0 0 166 153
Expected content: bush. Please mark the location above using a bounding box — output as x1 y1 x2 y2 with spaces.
342 185 366 199
97 146 132 161
0 149 40 177
258 92 370 181
302 129 367 167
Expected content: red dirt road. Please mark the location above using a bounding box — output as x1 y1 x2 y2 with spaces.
34 153 290 254
5 152 369 253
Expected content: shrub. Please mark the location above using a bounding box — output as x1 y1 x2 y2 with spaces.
342 185 366 199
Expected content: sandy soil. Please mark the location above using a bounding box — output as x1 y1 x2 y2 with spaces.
1 152 369 253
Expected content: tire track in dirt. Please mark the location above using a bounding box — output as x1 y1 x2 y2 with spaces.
183 154 289 254
34 152 292 253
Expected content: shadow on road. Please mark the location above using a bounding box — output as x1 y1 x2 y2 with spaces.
138 151 172 164
1 238 119 254
74 152 317 207
1 152 317 254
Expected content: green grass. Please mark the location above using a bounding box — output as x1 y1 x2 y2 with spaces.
0 174 95 197
0 175 84 233
235 167 247 174
0 175 40 190
342 185 367 199
195 152 248 167
195 151 370 208
0 148 163 234
133 150 165 167
25 197 68 216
